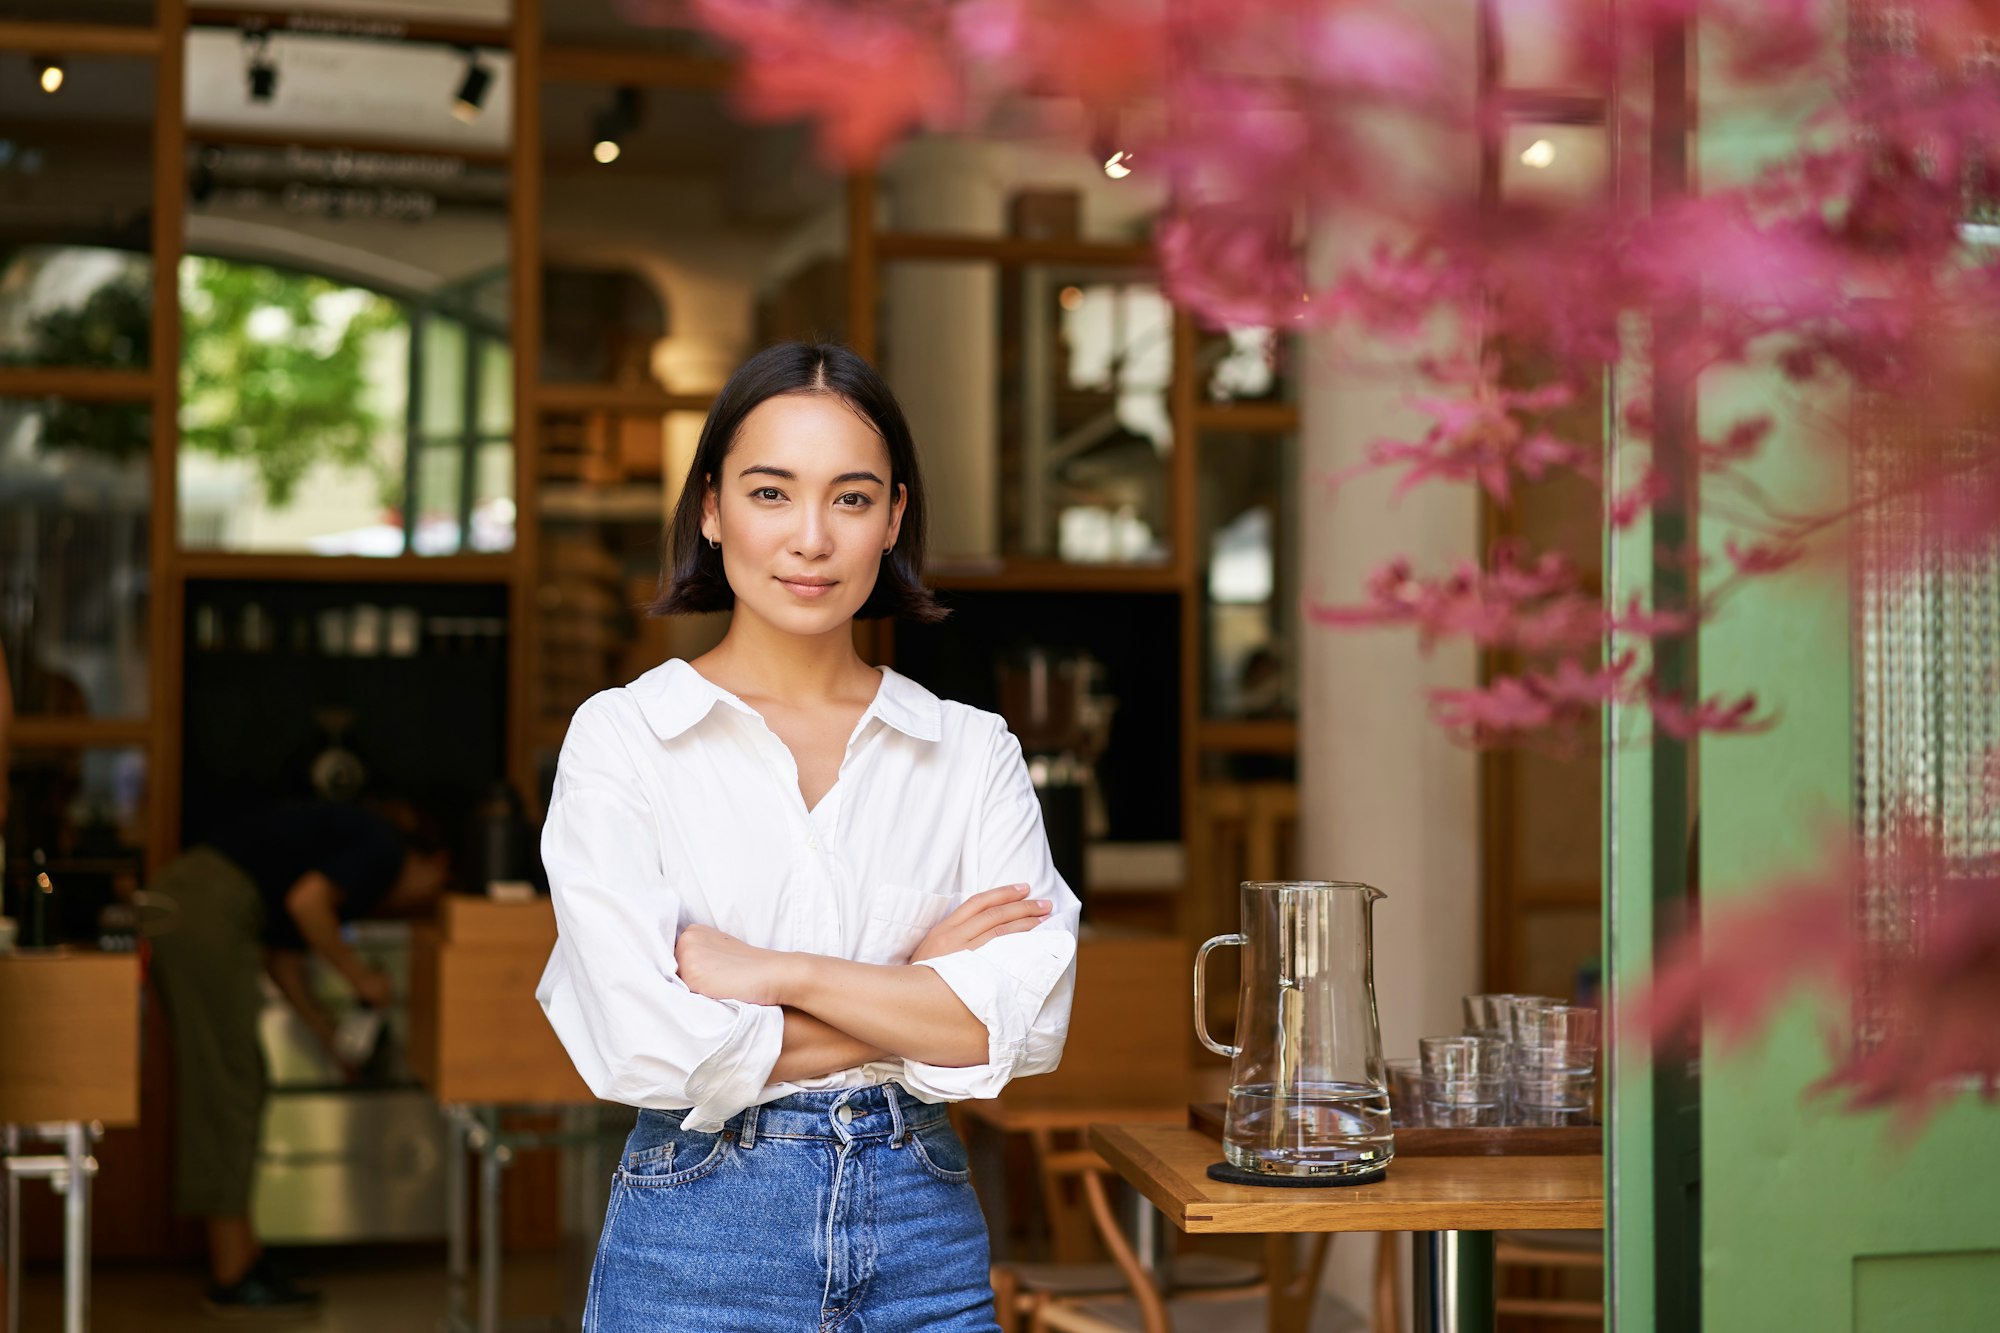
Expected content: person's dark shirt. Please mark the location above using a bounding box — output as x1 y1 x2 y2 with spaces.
209 802 405 950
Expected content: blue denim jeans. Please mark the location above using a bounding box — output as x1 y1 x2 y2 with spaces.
585 1084 1000 1332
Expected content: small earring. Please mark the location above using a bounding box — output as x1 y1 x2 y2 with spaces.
708 537 720 551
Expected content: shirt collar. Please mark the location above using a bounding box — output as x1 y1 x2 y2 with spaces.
627 658 942 744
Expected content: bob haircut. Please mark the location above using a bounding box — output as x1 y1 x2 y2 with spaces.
650 341 947 624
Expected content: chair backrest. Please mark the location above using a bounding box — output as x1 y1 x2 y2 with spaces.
1009 932 1191 1106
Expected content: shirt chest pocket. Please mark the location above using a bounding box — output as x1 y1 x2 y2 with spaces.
858 885 957 966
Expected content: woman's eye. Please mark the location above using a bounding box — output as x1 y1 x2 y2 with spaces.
751 487 785 502
835 492 872 509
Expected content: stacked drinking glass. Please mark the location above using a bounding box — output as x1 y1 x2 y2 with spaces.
1506 1000 1598 1126
1417 1035 1509 1127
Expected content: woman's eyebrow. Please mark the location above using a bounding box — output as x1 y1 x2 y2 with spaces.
737 464 884 486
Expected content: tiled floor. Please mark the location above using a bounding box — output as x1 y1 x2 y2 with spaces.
17 1246 582 1333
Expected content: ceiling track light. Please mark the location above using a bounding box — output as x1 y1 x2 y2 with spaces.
33 57 64 95
452 47 493 124
591 86 641 166
242 28 277 104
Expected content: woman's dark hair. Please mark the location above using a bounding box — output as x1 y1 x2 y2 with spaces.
650 340 947 624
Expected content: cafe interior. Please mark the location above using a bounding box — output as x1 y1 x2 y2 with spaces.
0 2 1622 1331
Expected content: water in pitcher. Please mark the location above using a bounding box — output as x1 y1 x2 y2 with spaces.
1223 1081 1395 1177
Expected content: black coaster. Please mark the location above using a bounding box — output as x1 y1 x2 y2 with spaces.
1206 1161 1388 1189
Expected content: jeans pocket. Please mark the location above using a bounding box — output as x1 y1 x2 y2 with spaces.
905 1120 972 1185
617 1115 733 1188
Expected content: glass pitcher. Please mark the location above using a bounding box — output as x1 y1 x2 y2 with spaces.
1194 880 1393 1179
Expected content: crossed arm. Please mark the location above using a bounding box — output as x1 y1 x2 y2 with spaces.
674 885 1050 1081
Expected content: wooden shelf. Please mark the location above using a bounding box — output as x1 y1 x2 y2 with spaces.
536 382 713 415
541 46 734 88
10 716 151 750
539 482 664 523
1193 400 1300 435
1197 717 1298 754
177 552 517 584
0 367 157 403
877 232 1153 268
0 20 162 56
927 560 1184 594
186 7 510 48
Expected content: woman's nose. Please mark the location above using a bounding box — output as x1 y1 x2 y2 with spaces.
792 507 833 557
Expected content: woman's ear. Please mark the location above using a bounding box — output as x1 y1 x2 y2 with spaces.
884 481 907 552
700 473 720 546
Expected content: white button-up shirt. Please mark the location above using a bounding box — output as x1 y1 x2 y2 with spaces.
536 658 1082 1131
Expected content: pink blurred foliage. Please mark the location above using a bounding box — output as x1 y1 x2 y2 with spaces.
664 0 2000 1113
1630 817 2000 1125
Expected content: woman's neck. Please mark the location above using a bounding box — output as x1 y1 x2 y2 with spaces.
693 609 877 705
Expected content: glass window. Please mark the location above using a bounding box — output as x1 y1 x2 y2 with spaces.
0 398 150 719
0 53 156 370
3 746 149 947
881 260 1174 565
1199 430 1297 720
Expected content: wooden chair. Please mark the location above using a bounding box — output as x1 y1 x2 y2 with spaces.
1496 1229 1605 1326
992 1144 1339 1333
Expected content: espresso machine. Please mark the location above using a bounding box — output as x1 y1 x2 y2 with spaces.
995 647 1116 907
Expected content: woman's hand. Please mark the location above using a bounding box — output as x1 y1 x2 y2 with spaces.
910 884 1051 963
675 924 797 1006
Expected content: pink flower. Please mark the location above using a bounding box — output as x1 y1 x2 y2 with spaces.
1156 207 1326 331
691 0 961 166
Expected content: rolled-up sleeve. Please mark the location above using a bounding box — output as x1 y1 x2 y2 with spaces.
902 722 1081 1102
536 697 783 1130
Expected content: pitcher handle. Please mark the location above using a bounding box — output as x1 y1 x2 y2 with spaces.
1193 933 1245 1058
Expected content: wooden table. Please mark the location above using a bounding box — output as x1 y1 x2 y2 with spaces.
408 897 602 1333
0 950 142 1333
1091 1124 1603 1333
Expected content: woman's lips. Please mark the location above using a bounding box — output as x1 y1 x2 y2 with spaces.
778 578 838 599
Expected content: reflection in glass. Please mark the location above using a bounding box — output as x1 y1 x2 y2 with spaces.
1200 430 1297 719
178 256 512 555
1002 267 1172 563
0 399 150 719
181 94 512 555
3 746 149 946
0 247 152 370
885 260 1173 565
0 51 156 369
1197 325 1291 404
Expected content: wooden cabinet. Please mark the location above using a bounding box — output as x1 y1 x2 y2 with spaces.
407 897 595 1106
0 952 141 1127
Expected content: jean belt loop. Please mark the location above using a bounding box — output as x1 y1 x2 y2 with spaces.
885 1082 908 1146
739 1102 759 1150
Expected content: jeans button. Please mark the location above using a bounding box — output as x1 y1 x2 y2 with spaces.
836 1104 854 1125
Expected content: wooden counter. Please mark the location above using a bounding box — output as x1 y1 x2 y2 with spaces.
0 951 141 1125
407 897 596 1105
1090 1123 1603 1234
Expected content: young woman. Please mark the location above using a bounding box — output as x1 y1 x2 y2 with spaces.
537 341 1081 1331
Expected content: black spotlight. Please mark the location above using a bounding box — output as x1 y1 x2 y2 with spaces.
452 49 493 124
243 30 277 103
591 86 640 165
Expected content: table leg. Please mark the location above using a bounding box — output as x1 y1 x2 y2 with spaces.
478 1112 506 1333
1411 1230 1495 1333
5 1125 20 1333
444 1108 468 1332
60 1125 88 1333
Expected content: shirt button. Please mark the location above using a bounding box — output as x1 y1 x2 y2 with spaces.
806 833 819 851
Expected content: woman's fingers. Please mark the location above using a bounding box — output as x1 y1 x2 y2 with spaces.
945 884 1030 925
965 915 1045 950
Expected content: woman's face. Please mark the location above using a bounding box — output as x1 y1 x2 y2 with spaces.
701 392 906 639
